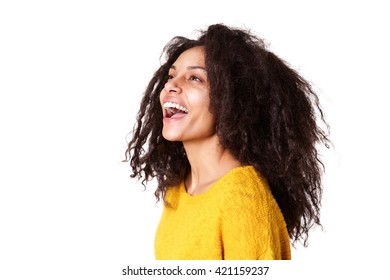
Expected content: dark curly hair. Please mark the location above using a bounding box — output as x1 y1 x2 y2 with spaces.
125 24 330 246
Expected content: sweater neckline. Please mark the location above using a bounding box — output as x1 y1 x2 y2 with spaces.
180 165 254 200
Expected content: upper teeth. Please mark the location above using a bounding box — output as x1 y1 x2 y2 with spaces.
163 102 189 113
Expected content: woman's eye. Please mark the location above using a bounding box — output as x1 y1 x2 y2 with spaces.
189 76 201 82
167 75 174 80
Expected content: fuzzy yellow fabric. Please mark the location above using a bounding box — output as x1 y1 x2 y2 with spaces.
154 166 291 260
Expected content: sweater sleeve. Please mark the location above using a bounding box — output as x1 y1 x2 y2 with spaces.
220 179 290 260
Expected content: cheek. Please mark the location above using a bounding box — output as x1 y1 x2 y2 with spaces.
189 89 211 108
191 92 213 120
204 112 216 130
159 90 165 106
201 99 213 121
197 105 215 132
159 89 164 101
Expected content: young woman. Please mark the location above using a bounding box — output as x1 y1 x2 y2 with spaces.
125 24 330 260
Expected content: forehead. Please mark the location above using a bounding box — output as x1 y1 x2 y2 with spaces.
172 46 205 68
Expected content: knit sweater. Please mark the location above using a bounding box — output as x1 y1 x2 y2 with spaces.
154 166 291 260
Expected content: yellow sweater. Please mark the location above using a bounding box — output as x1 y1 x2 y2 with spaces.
154 166 291 260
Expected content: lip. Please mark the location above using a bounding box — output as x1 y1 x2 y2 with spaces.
163 108 188 121
161 98 189 120
163 113 187 122
162 98 187 109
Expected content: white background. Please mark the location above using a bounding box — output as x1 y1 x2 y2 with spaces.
1 0 389 279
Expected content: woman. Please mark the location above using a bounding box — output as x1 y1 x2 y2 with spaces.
125 24 330 260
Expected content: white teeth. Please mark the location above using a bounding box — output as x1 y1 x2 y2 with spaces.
163 102 189 113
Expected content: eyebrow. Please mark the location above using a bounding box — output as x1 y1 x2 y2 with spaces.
170 65 207 71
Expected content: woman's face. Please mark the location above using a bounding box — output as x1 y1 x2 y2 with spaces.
160 46 215 143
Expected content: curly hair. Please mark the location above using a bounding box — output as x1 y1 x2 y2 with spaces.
125 24 330 246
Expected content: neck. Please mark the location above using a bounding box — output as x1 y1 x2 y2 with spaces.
183 134 241 195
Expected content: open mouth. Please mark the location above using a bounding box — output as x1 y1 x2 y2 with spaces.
163 102 189 118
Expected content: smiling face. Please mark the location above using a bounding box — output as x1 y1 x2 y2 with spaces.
160 46 215 143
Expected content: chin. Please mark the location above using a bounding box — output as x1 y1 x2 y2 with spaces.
162 131 183 142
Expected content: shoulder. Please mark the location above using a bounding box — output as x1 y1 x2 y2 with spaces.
217 166 281 219
217 166 271 200
218 166 290 259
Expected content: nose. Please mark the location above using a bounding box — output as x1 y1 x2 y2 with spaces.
164 78 182 94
